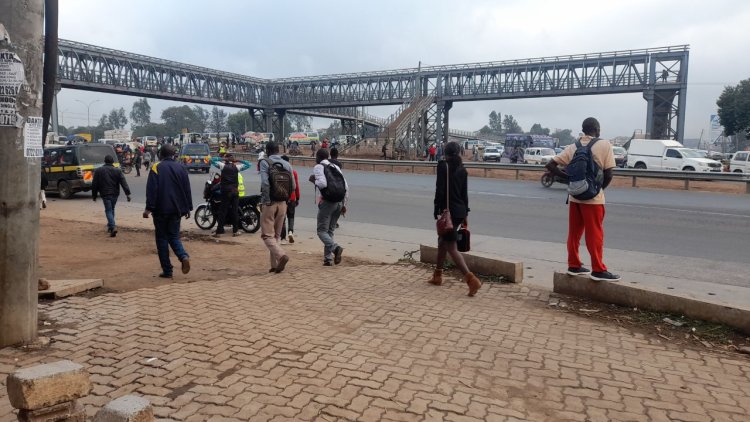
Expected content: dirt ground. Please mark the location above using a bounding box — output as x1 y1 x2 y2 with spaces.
39 217 371 293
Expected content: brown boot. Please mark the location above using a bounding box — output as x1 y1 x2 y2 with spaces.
465 272 481 297
428 269 443 286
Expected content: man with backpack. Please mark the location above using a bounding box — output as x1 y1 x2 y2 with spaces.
259 142 295 273
546 117 620 281
309 148 348 266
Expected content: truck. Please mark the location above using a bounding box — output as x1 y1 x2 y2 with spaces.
104 129 132 143
626 139 722 172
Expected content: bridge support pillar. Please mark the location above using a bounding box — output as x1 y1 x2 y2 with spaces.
435 101 453 145
643 50 688 142
271 109 286 146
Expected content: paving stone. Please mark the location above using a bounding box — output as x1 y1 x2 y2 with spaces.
93 395 153 422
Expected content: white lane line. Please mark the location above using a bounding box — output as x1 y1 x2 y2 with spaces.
609 202 750 218
469 190 546 199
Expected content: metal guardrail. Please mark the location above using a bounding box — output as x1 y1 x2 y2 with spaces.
231 153 750 193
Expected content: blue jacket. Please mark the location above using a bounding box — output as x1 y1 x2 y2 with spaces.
146 158 193 215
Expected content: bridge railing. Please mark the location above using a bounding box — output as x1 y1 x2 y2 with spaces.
231 153 749 194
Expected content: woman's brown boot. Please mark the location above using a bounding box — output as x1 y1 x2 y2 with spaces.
465 272 482 296
428 269 443 286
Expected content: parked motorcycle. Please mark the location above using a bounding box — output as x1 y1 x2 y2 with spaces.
540 170 569 188
194 175 261 233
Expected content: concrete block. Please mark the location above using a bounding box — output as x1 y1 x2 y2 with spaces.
93 395 154 422
553 272 750 334
6 360 92 411
419 244 523 283
17 401 85 422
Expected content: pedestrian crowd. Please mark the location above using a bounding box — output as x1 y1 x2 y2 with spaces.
78 116 619 294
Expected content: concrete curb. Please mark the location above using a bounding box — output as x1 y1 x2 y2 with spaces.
553 272 750 334
419 244 523 283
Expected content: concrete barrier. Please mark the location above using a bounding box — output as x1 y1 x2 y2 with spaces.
419 244 523 283
553 272 750 334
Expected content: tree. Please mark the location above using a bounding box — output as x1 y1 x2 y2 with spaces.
502 114 522 134
97 114 111 130
478 125 492 134
133 122 171 138
192 106 210 132
529 123 550 136
108 107 128 129
161 105 202 134
130 98 151 130
208 106 228 132
323 120 342 139
287 114 312 132
488 111 502 134
717 79 750 150
227 110 250 135
551 129 575 146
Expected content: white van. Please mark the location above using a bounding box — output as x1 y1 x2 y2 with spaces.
730 151 750 173
523 147 557 165
627 139 722 172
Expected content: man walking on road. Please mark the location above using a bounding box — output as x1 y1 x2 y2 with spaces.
545 117 620 281
260 142 295 273
310 148 348 266
91 155 131 237
143 145 193 279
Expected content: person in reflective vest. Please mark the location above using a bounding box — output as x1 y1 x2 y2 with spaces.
238 172 245 197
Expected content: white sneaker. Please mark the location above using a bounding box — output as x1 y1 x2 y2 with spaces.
288 231 295 244
280 239 288 245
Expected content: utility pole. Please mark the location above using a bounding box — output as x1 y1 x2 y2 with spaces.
0 0 44 347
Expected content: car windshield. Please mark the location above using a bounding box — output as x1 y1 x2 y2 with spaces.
182 145 209 155
679 149 703 158
79 145 112 164
613 147 626 154
540 148 555 156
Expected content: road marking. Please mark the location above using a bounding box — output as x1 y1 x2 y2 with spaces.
469 190 546 199
610 202 750 218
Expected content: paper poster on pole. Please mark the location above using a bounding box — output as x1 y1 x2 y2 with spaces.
23 116 43 157
0 50 25 127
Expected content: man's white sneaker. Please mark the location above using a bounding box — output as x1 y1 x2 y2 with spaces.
288 231 295 244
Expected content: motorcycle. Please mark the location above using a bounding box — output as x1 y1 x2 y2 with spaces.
194 175 261 233
540 170 569 188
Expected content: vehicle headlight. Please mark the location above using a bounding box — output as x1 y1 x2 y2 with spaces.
541 158 548 164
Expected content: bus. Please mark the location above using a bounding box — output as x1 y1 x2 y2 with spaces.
502 134 558 162
288 131 320 146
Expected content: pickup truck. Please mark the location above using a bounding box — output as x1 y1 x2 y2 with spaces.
627 139 722 172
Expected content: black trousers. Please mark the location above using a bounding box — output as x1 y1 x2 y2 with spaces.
216 191 239 234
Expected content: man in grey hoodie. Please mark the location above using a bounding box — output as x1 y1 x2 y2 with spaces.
259 142 296 273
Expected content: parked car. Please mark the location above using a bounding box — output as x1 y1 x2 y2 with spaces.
729 151 750 173
626 139 722 172
523 147 556 165
482 147 502 162
179 143 211 173
612 146 627 168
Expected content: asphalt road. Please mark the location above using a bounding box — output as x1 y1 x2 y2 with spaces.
117 165 750 264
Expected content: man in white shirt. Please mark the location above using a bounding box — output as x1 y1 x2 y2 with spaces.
309 148 348 266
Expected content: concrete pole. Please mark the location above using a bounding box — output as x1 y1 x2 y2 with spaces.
0 0 44 347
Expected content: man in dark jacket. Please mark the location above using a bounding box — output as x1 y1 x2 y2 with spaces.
92 155 131 237
214 153 241 237
143 145 193 279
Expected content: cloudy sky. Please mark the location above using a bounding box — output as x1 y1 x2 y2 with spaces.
56 0 750 140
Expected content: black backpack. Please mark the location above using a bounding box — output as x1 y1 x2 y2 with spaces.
320 163 347 202
263 158 292 201
567 138 603 200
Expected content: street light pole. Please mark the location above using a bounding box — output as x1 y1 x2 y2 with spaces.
75 99 100 128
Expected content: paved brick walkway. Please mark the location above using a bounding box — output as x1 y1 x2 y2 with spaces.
1 264 749 421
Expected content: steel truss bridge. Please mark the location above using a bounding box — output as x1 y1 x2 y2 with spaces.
54 39 689 146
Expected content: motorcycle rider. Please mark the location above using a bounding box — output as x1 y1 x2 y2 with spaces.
210 154 251 237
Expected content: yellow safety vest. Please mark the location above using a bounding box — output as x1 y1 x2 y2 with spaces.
238 172 245 197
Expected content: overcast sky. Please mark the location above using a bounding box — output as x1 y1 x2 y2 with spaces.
56 0 750 140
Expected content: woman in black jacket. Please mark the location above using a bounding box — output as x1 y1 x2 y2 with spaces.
430 142 481 296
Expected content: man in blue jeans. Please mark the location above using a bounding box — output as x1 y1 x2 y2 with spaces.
143 145 193 279
91 155 131 237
